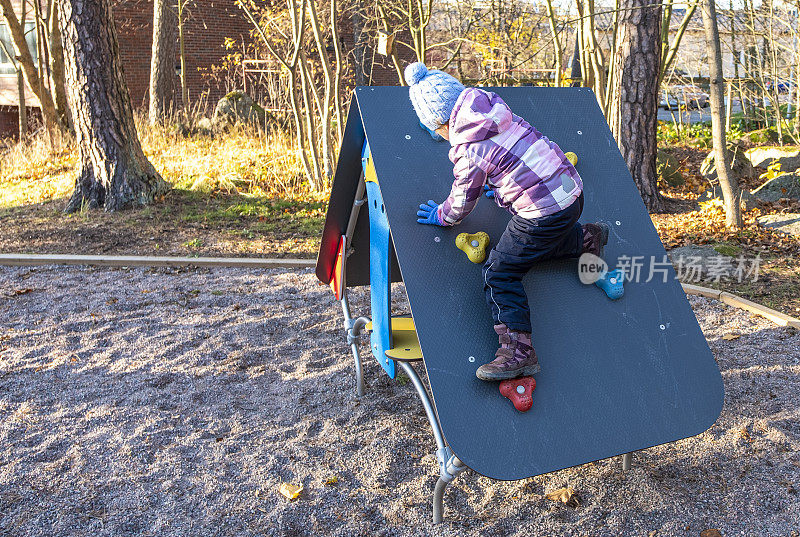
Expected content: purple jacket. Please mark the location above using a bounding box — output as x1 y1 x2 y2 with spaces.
437 88 583 225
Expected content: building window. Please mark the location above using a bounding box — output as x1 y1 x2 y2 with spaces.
0 22 38 75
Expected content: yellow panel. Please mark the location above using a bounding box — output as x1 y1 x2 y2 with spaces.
365 316 414 332
364 157 378 183
385 329 423 361
364 317 421 361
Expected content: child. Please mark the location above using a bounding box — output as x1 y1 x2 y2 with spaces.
406 62 612 381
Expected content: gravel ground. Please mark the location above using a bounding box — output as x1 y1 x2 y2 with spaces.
0 265 798 537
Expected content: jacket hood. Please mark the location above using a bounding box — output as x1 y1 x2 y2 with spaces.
449 88 514 146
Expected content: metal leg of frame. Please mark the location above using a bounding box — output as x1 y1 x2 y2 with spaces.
397 361 468 523
622 452 632 471
344 313 369 397
338 178 368 397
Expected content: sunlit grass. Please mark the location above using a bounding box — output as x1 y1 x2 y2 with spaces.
0 112 327 211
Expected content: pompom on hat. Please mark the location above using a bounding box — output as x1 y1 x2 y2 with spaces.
405 62 465 133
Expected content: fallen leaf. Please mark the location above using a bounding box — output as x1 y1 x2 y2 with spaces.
545 487 579 507
9 288 32 296
722 333 740 341
278 482 303 500
700 530 723 537
323 476 339 487
106 298 118 305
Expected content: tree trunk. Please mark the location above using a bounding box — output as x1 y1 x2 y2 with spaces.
545 0 561 87
701 0 741 228
17 67 26 137
177 0 189 110
149 0 177 124
59 0 168 213
48 2 71 129
607 0 663 212
0 0 61 134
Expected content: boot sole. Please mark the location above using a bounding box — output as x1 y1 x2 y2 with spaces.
476 363 541 381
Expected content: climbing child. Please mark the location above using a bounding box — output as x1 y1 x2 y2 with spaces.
406 62 620 381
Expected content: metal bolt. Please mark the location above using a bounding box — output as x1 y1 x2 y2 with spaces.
434 236 441 243
405 135 411 140
615 220 621 226
577 130 582 135
471 240 479 247
516 385 525 394
468 356 475 363
659 324 666 330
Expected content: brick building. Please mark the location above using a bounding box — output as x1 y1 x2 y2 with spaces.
0 0 253 137
0 1 406 137
112 0 253 110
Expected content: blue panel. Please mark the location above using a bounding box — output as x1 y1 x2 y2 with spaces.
365 172 395 379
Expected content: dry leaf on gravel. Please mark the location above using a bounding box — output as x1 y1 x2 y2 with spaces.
5 288 33 297
278 482 303 500
722 334 741 341
323 476 339 487
700 530 723 537
545 487 580 507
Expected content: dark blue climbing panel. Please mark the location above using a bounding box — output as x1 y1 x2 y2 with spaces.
317 87 724 480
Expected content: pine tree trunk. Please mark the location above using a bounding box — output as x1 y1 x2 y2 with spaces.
607 0 663 212
702 0 741 228
59 0 168 213
149 0 177 124
48 2 71 130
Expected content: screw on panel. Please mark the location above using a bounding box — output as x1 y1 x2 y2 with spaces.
659 324 666 330
577 130 582 135
516 385 525 394
405 135 411 140
468 356 475 362
615 220 621 226
434 236 441 243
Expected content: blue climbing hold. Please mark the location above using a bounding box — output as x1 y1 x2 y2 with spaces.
595 269 625 300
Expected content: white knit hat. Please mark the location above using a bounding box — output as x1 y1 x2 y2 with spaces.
405 62 465 132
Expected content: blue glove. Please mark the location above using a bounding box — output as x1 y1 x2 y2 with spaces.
419 121 445 142
483 184 495 198
417 200 444 226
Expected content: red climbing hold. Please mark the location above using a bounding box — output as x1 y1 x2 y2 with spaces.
499 377 536 412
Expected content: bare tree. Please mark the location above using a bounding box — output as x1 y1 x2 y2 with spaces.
701 0 741 228
59 0 168 212
0 0 62 134
48 2 71 128
607 0 663 212
149 0 178 123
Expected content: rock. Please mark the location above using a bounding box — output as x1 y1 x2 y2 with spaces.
745 146 800 172
756 213 800 237
697 186 757 211
172 120 191 137
197 117 214 135
212 91 271 129
668 245 735 281
751 173 800 202
700 140 755 185
746 127 780 145
656 150 684 187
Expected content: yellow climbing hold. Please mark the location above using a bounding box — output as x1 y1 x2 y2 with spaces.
564 152 578 166
456 232 490 264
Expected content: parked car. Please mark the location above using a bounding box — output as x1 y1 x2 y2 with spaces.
660 85 710 110
765 79 793 94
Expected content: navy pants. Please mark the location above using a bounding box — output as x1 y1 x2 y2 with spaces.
482 193 584 333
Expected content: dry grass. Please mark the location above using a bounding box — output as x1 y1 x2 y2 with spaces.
0 112 325 210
